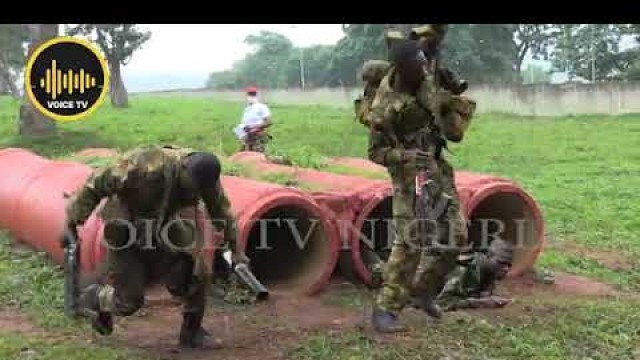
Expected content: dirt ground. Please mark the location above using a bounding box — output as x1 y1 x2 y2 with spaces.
1 271 634 360
552 241 635 271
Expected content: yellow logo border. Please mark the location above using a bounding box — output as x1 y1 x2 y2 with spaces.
25 36 110 122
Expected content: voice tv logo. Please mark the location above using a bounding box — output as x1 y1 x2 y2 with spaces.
25 37 109 122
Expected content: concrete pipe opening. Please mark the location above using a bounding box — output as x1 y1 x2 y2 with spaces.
467 187 544 276
245 204 333 293
357 196 393 269
338 194 394 284
348 183 544 283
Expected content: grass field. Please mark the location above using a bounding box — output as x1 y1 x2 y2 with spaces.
0 94 639 359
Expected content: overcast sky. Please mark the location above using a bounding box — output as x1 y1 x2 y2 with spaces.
122 24 345 76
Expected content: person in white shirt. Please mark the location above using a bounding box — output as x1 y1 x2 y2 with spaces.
233 86 272 152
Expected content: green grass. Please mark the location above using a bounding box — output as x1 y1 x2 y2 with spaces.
292 297 640 360
538 249 640 291
0 232 147 359
1 94 640 358
0 232 78 331
0 332 144 360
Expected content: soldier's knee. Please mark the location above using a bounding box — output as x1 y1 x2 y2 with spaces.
165 257 194 298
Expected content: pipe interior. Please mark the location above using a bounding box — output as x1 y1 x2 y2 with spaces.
245 205 330 291
357 191 540 272
467 191 540 267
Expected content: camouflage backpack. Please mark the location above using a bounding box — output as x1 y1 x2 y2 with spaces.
354 60 391 127
438 95 477 143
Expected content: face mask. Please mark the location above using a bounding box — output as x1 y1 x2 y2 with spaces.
247 95 257 104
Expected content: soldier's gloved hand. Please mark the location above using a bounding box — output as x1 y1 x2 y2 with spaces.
401 150 433 167
231 252 250 267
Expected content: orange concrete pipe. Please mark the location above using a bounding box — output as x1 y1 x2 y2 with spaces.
0 149 340 295
229 152 392 278
230 152 545 285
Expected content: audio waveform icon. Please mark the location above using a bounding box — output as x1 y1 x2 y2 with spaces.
36 60 99 100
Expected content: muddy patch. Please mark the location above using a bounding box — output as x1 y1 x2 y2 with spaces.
92 287 363 360
553 241 635 271
73 148 119 158
502 270 621 298
0 308 43 335
328 157 386 174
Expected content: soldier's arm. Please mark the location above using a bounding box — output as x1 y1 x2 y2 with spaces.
66 166 124 226
201 181 239 255
366 86 406 167
368 127 403 168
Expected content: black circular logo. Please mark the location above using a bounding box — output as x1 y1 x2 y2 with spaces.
25 37 109 122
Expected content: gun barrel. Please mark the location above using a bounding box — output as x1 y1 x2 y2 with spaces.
63 229 80 318
234 263 269 301
223 251 269 301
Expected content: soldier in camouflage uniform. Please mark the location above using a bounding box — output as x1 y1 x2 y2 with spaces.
435 239 514 311
65 145 249 348
368 39 474 333
376 24 469 120
356 24 476 146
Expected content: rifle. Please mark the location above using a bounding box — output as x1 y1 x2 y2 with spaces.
223 250 269 301
62 225 81 318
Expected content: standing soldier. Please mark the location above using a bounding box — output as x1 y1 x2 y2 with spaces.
65 145 249 348
368 39 474 333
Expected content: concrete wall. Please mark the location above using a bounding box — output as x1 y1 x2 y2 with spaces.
209 82 640 116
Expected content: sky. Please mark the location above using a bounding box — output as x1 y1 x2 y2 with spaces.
122 24 345 76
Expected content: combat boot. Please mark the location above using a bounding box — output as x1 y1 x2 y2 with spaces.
78 284 114 335
416 296 444 319
371 308 407 333
179 311 214 348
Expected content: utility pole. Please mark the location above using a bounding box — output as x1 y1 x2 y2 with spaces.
299 47 305 90
591 24 596 83
290 25 305 90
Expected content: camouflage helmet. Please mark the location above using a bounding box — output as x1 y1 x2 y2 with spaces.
384 29 406 49
488 239 514 266
410 24 448 43
360 60 391 84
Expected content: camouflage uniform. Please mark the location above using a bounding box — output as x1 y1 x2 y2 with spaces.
66 145 238 322
355 60 392 126
436 240 514 311
356 26 475 142
368 69 468 316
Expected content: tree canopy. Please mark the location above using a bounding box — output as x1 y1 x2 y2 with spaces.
206 24 640 89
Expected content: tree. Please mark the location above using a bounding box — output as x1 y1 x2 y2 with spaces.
243 31 293 88
0 24 28 98
511 24 554 82
621 24 640 80
206 70 238 89
327 24 387 86
67 24 150 107
19 24 58 137
550 24 632 82
291 45 334 88
443 24 517 84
